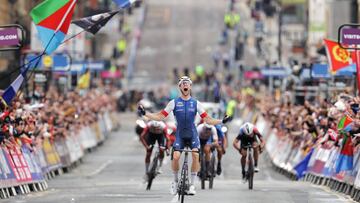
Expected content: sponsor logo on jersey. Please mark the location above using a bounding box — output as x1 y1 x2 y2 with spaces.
176 102 184 107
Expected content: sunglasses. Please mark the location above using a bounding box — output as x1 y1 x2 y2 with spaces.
180 80 191 86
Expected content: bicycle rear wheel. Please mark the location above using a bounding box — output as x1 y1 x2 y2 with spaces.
209 153 216 189
200 152 206 189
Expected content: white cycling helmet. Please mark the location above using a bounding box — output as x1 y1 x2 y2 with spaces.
150 121 163 128
242 122 254 135
178 76 192 86
203 123 212 129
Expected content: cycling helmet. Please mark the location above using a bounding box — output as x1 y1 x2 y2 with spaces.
203 123 212 129
242 122 254 135
150 121 163 128
178 76 192 86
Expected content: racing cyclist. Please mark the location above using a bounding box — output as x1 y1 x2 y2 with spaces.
138 76 231 195
233 122 264 179
197 123 218 177
214 124 226 175
140 120 170 178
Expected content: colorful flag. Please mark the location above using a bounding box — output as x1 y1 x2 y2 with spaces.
72 10 120 35
324 39 353 72
113 0 137 8
294 148 314 179
335 133 354 173
338 115 353 132
30 0 77 54
1 69 29 106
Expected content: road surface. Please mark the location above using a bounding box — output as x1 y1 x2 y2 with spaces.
4 113 353 203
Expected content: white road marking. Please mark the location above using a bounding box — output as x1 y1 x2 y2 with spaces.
86 160 113 177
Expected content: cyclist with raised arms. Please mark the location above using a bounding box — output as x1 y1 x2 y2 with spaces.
138 76 231 195
233 122 265 180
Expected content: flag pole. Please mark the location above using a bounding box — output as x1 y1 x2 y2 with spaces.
356 50 360 96
18 0 78 101
1 8 121 81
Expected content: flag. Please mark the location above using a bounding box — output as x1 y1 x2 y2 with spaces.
338 115 353 132
327 129 338 141
72 10 119 35
113 0 137 8
354 50 360 96
30 0 77 54
324 39 353 72
294 148 314 179
335 133 354 173
1 69 29 106
77 71 91 89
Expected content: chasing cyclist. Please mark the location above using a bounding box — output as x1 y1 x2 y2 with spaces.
197 123 218 177
233 122 264 180
138 76 231 195
140 120 170 178
214 124 226 175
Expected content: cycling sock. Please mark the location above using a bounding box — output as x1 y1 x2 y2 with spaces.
173 171 179 182
190 172 197 185
255 161 258 167
145 163 149 173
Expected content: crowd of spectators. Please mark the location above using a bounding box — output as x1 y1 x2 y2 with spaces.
259 92 360 154
0 83 119 151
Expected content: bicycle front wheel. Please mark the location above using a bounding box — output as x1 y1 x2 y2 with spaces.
146 155 158 190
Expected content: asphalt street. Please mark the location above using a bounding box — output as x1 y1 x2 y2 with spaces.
4 112 354 203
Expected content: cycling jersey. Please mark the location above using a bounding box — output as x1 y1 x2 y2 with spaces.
196 123 218 146
142 121 167 148
161 97 207 150
215 124 225 145
236 126 262 148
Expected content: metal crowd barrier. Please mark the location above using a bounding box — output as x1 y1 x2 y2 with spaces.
255 113 360 202
0 112 120 199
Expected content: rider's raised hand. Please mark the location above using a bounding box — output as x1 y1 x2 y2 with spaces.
222 114 232 124
138 105 146 117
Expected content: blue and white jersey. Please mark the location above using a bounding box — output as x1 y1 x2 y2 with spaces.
161 97 208 139
215 124 225 139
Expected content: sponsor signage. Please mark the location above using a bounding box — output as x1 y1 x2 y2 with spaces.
0 28 19 46
341 28 360 45
260 67 289 77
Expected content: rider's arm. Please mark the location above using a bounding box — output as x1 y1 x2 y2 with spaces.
211 126 218 144
233 136 241 151
197 102 222 125
144 100 175 121
254 128 265 147
163 126 171 150
140 126 149 149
